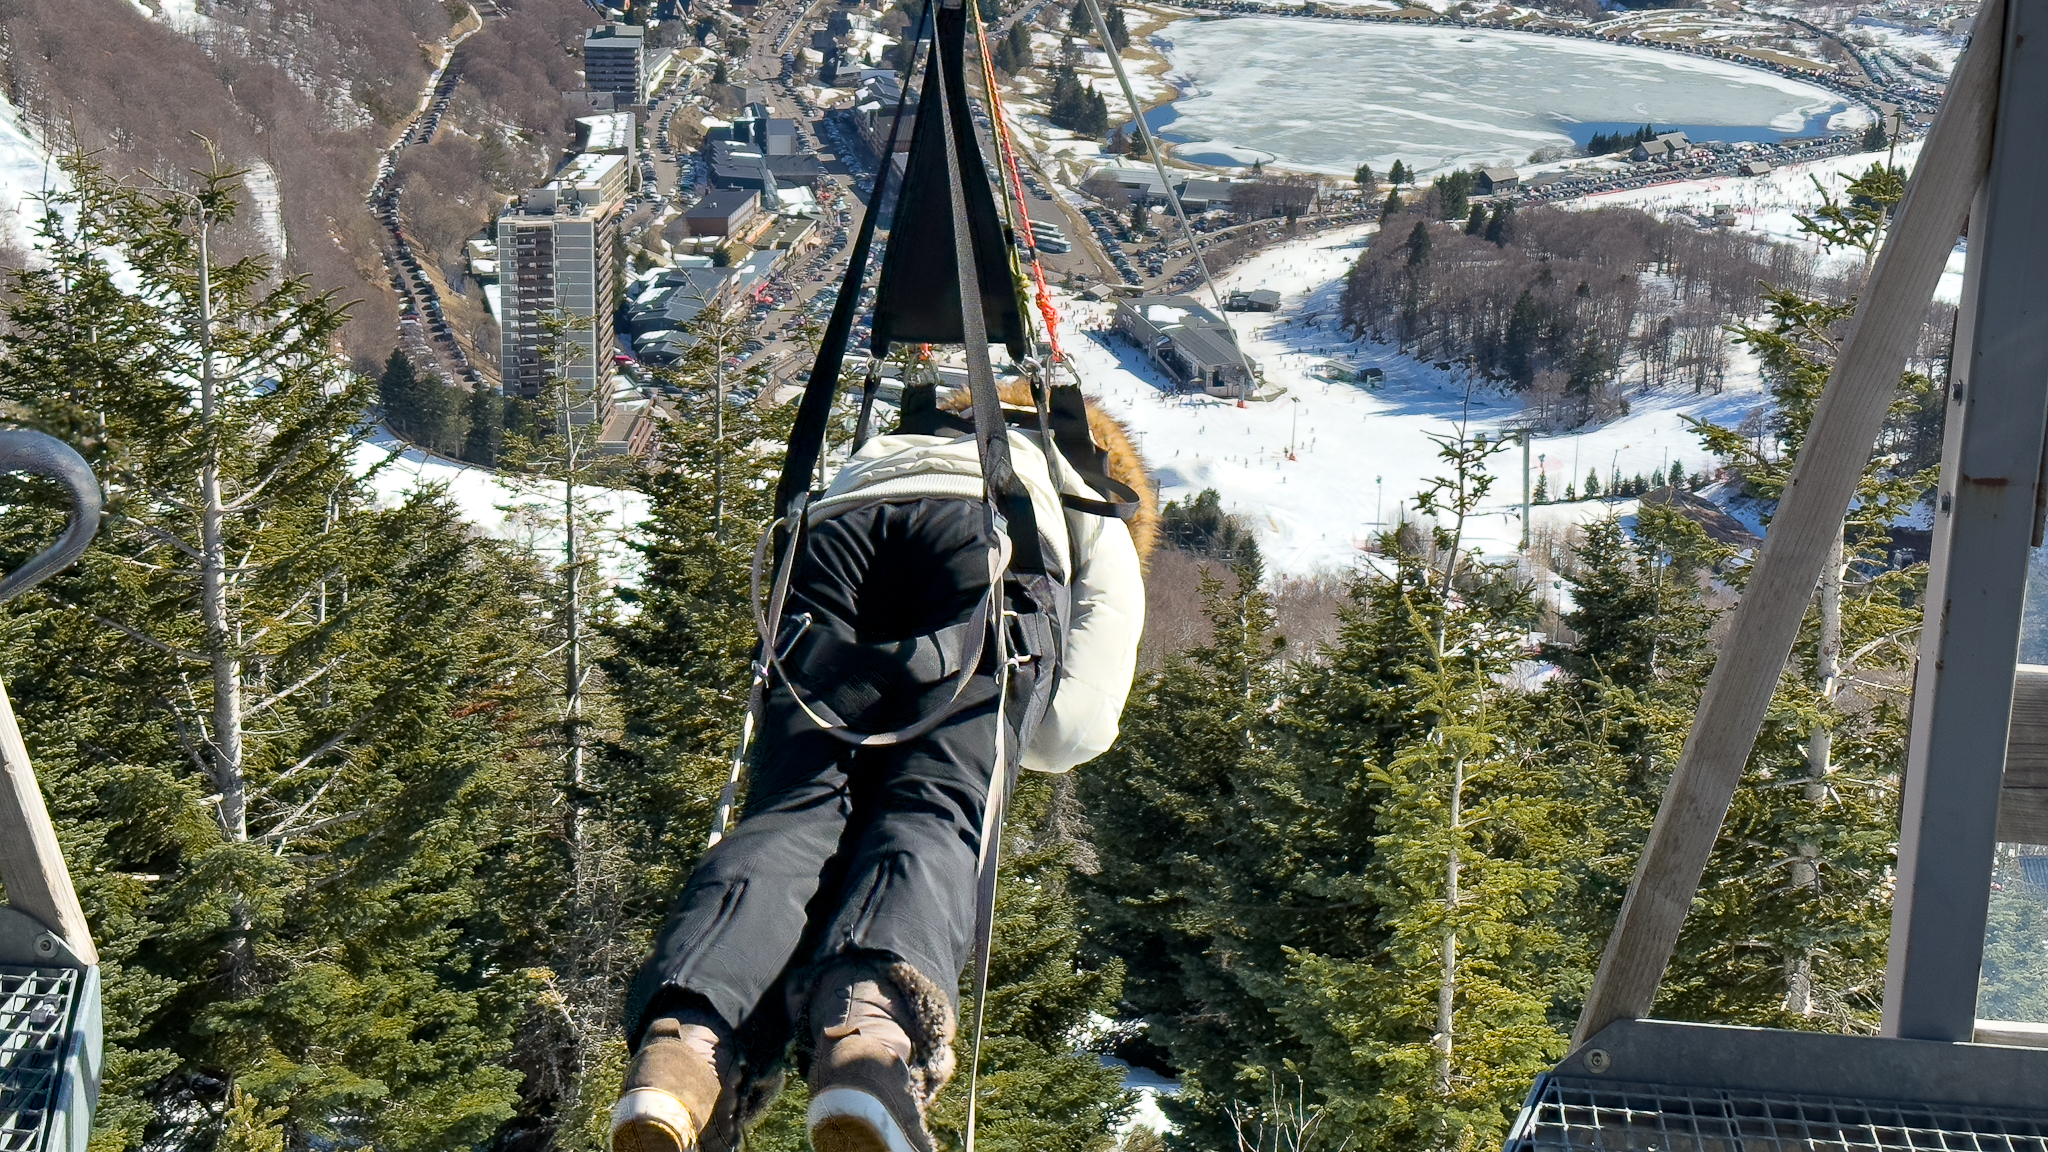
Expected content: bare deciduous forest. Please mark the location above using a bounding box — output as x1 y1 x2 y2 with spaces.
1340 204 1832 425
0 0 590 362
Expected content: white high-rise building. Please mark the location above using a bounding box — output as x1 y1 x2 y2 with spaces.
496 152 628 423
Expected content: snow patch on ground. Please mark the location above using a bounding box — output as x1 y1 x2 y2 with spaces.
1103 1057 1178 1135
1059 223 1768 576
0 94 63 256
354 430 651 589
155 0 210 33
243 161 287 260
1850 18 1965 71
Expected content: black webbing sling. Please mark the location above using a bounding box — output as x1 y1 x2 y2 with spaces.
752 0 1046 748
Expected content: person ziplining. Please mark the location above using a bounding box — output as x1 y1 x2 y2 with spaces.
606 2 1172 1149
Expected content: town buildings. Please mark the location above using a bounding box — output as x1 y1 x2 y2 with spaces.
584 24 647 105
851 71 915 157
496 151 628 421
685 189 763 238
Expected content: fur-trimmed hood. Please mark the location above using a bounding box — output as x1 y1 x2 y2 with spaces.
938 381 1159 568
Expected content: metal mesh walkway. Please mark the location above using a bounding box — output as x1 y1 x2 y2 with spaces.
1508 1074 2048 1152
0 966 77 1152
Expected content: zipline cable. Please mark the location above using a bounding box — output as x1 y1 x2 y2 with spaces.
1078 0 1260 395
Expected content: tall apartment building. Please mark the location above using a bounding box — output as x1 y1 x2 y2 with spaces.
584 24 647 106
496 152 629 423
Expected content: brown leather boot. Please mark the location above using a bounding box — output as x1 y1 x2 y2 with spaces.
611 1015 727 1152
805 964 936 1152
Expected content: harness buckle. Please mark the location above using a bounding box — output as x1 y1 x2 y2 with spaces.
776 612 814 665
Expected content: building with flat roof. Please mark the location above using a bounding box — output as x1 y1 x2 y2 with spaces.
685 189 762 238
576 112 636 154
1087 163 1179 206
1112 295 1259 397
497 151 628 420
584 24 647 106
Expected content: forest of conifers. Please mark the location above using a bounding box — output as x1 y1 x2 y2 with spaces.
2 153 2046 1152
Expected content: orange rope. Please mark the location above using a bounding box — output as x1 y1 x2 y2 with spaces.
970 7 1067 365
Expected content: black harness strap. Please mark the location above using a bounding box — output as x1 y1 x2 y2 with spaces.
926 0 1043 576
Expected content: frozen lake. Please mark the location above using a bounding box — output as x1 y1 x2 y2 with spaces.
1152 18 1856 175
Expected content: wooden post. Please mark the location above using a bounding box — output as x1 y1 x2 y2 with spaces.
1884 0 2048 1035
0 674 97 964
1570 0 2008 1046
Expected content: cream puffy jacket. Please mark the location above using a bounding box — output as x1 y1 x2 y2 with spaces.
808 430 1145 773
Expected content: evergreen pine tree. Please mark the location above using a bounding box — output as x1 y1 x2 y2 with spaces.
1465 204 1486 235
0 152 536 1152
997 21 1034 72
1354 163 1374 189
1484 202 1515 247
1282 640 1571 1152
1380 190 1403 221
1503 290 1540 389
1583 469 1600 498
462 384 504 465
1160 489 1262 566
217 1086 288 1152
1103 1 1130 50
1533 472 1549 503
1388 159 1408 187
927 775 1135 1152
1080 561 1301 1152
1979 852 2048 1022
1276 441 1575 1152
1405 221 1431 268
379 347 461 455
1671 163 1926 1028
1431 170 1472 223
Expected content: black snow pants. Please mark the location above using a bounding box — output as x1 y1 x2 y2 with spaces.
625 496 1063 1060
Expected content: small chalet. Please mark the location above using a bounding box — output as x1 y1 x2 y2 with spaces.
1476 166 1519 195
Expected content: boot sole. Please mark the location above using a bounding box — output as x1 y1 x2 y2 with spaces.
808 1088 921 1152
612 1088 698 1152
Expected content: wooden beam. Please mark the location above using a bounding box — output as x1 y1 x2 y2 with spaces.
0 674 97 964
1569 0 2009 1047
1976 1018 2048 1047
1998 665 2048 844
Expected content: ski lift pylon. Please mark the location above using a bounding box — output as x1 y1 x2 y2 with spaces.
0 430 103 1152
1510 0 2048 1145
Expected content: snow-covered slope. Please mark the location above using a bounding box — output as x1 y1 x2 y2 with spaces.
0 93 65 254
355 431 652 589
1059 224 1768 576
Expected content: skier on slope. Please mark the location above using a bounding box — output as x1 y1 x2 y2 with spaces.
610 381 1156 1152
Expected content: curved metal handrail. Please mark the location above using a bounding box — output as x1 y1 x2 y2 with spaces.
0 430 101 605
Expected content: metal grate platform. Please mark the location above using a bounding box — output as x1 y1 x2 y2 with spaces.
0 967 77 1152
1507 1074 2048 1152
